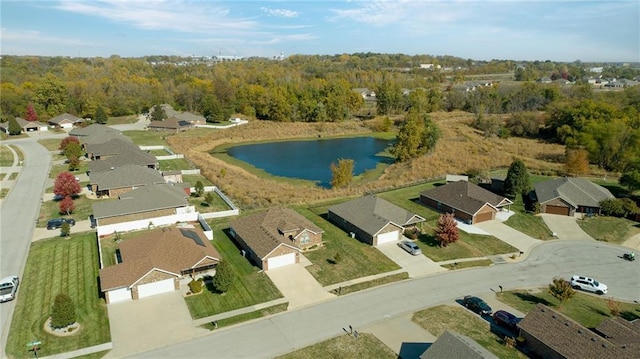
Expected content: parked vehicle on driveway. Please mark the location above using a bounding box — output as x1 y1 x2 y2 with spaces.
570 275 607 295
463 295 493 316
398 240 422 255
493 310 520 333
46 218 76 230
0 276 19 303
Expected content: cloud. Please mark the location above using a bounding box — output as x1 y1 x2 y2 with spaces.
0 28 94 47
260 7 299 18
329 0 466 26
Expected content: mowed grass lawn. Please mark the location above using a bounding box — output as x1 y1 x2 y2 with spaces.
412 305 527 359
158 158 194 171
496 289 640 328
276 333 396 359
578 216 640 244
184 218 283 319
297 206 400 286
6 234 110 358
37 195 96 228
504 203 554 240
122 130 169 147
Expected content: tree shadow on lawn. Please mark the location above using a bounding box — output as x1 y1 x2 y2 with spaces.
621 309 640 322
418 233 441 248
513 292 553 307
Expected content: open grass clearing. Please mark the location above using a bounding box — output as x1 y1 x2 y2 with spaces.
122 130 169 147
5 233 110 358
296 206 401 286
184 218 283 319
108 115 138 125
158 158 194 171
496 289 640 328
577 216 640 244
276 332 396 359
412 305 527 359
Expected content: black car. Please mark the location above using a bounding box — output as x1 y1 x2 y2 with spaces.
463 295 493 316
493 310 520 332
46 218 76 230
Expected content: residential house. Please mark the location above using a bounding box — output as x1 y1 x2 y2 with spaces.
70 124 130 147
533 177 614 216
229 208 324 270
100 226 221 304
0 118 48 133
420 181 512 224
90 164 165 197
162 170 183 184
158 104 206 125
148 116 193 132
88 148 158 173
517 304 638 359
85 138 141 160
92 183 194 237
327 194 425 246
48 113 83 129
419 330 498 359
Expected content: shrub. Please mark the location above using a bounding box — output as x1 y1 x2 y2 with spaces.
188 278 203 294
50 293 76 329
212 260 234 293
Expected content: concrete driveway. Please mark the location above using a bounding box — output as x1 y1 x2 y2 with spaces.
475 220 542 253
105 291 205 358
377 241 447 278
266 258 334 309
540 214 595 240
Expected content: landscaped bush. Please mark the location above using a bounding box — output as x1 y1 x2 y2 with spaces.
50 293 76 329
188 278 204 294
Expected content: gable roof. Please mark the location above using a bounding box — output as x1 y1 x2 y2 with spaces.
69 123 122 137
534 177 614 208
328 194 425 236
88 148 157 173
92 183 188 219
48 113 83 124
85 138 141 157
594 317 640 352
90 164 165 190
420 330 498 359
420 181 512 216
159 104 206 123
15 117 48 128
518 304 636 359
148 116 192 130
99 226 221 290
230 208 323 259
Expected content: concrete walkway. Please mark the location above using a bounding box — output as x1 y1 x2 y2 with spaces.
266 259 335 309
39 342 113 359
475 220 542 253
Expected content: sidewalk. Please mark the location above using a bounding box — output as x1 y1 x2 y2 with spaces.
38 342 113 359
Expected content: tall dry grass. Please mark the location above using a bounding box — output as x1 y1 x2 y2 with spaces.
167 112 566 209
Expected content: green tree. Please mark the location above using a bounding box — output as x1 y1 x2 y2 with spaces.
34 73 68 116
434 213 459 247
391 113 440 162
64 142 84 171
376 78 402 115
194 181 204 197
503 159 531 200
548 277 575 309
50 293 76 328
59 136 80 152
94 106 108 124
600 198 639 217
204 191 215 206
620 165 640 192
212 260 234 293
565 147 590 177
330 158 354 188
60 221 71 237
150 105 167 121
7 117 21 135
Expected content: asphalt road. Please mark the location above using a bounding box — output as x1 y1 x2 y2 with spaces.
0 138 51 354
135 240 640 359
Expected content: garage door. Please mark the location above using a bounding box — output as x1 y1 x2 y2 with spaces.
267 252 296 270
474 211 494 223
545 205 570 216
137 278 175 299
60 123 73 129
108 287 132 304
376 230 400 246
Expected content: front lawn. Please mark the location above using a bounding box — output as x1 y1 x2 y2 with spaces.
1 145 15 166
377 181 444 222
38 138 63 152
297 206 401 286
184 219 283 319
412 305 527 359
504 205 553 240
417 225 518 262
37 195 96 228
6 233 110 358
577 216 640 244
496 289 640 328
276 333 396 359
49 162 89 179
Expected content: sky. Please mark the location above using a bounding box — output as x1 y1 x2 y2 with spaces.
1 0 639 62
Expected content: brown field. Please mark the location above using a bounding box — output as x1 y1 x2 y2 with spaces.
167 111 566 209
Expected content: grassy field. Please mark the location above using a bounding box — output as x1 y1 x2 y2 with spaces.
188 192 232 213
496 289 640 328
577 216 640 244
38 138 63 151
296 206 401 286
6 234 110 358
418 229 518 262
504 206 554 240
37 195 96 228
182 174 213 186
412 305 527 359
1 146 15 166
184 219 283 319
122 130 169 147
108 115 138 125
276 333 396 359
158 158 194 171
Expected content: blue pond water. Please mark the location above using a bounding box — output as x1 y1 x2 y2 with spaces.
227 137 394 187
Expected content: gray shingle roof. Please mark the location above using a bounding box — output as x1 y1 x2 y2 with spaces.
420 330 498 359
48 113 82 124
148 116 193 130
85 138 140 157
420 181 512 216
15 118 48 128
88 149 157 173
230 208 323 259
69 123 122 137
534 177 614 208
328 195 425 237
100 226 221 290
92 183 188 219
90 164 165 190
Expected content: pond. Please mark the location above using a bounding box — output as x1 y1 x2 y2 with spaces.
227 137 394 187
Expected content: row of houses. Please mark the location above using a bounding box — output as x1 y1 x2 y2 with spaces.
0 113 85 134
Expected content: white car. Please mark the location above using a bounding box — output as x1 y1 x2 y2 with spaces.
570 275 607 295
0 276 19 303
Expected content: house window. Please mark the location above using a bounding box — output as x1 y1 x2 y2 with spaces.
300 232 311 245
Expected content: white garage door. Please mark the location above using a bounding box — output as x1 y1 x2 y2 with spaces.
267 252 296 270
60 123 73 129
376 230 400 246
137 278 175 299
108 287 132 304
